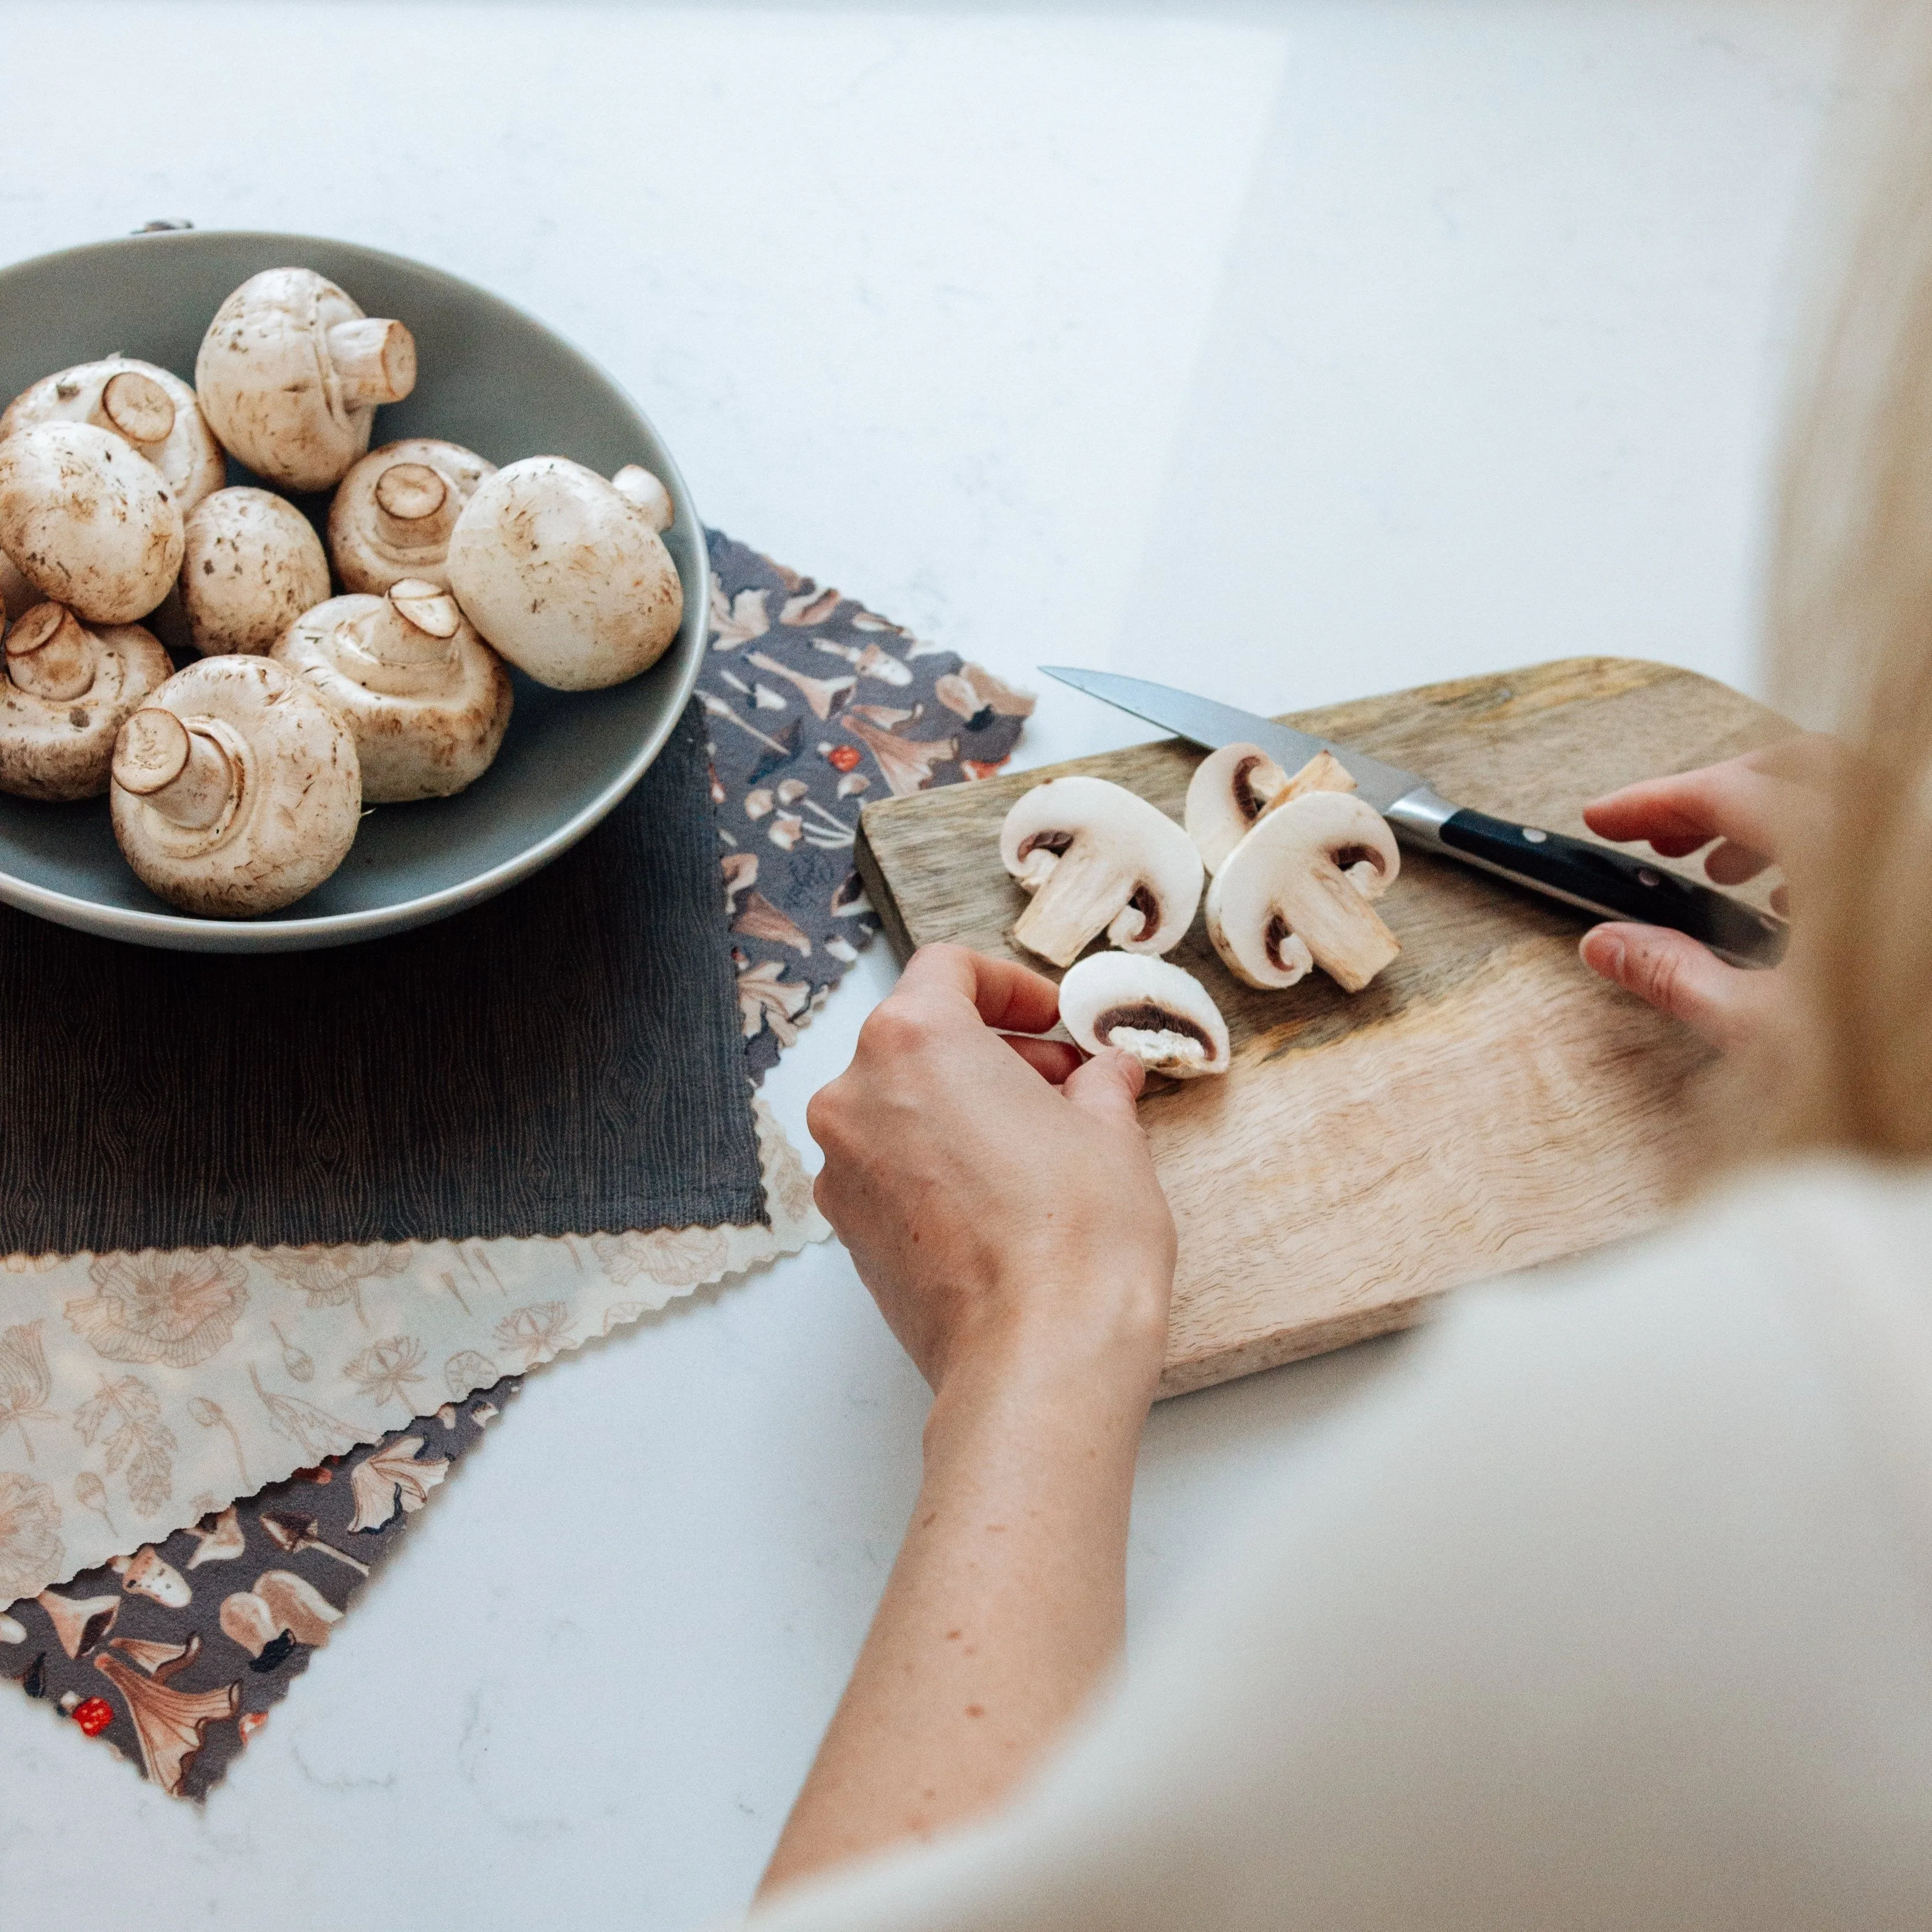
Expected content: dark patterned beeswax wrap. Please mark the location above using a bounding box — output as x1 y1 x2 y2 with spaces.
0 701 766 1253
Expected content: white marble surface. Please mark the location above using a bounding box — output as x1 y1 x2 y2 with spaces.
0 2 1852 1924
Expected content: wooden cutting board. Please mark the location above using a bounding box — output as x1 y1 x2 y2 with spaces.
853 657 1790 1397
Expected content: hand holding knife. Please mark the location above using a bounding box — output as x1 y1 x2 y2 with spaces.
1039 668 1787 971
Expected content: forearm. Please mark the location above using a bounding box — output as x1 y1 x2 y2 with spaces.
756 1344 1153 1901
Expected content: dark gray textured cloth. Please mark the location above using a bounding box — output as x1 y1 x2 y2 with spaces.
0 699 765 1252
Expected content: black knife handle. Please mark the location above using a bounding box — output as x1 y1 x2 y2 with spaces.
1435 808 1787 968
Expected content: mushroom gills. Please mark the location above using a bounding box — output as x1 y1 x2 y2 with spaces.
1057 952 1230 1079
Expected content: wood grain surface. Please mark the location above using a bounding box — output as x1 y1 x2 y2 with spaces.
855 657 1790 1396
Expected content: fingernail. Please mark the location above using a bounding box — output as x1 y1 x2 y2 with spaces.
1583 931 1624 978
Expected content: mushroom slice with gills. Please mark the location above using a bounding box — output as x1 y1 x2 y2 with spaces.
194 267 417 491
0 602 173 801
0 421 185 624
110 655 362 918
1 356 225 512
1186 743 1359 875
1205 790 1402 994
328 437 497 594
272 580 512 802
998 775 1202 968
1057 952 1230 1079
446 455 684 690
179 487 331 657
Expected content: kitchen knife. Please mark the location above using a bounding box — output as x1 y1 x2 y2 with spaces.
1039 667 1786 969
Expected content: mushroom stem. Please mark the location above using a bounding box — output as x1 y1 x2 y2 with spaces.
112 708 235 830
6 603 96 701
97 369 176 448
1011 848 1137 968
612 464 675 533
372 461 451 547
327 317 417 406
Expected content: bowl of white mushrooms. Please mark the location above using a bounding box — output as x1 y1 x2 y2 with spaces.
0 230 708 950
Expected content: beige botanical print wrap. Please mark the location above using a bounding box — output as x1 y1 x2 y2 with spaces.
0 1100 824 1601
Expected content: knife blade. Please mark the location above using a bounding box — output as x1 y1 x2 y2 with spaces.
1039 667 1786 969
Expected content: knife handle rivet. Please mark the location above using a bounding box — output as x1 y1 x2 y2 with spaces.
1638 867 1661 887
1520 827 1547 844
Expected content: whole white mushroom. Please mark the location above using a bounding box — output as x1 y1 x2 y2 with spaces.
179 487 331 657
195 268 417 491
446 456 683 691
0 602 173 801
0 421 184 624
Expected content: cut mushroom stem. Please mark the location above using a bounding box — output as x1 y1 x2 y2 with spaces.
1187 742 1359 875
6 602 95 701
373 461 448 537
1057 952 1230 1079
999 775 1202 967
98 369 176 447
325 316 417 406
112 708 235 830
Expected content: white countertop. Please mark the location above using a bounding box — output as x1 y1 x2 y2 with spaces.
0 2 1849 1924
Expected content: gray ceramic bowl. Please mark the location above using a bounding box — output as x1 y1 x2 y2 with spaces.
0 230 708 952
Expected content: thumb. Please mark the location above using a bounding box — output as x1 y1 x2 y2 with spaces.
1061 1046 1146 1126
1579 922 1778 1052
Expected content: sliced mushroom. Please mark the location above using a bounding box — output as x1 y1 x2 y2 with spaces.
446 456 684 690
328 437 497 594
0 602 173 800
1205 790 1402 993
0 421 185 623
179 487 331 657
272 580 512 801
195 268 417 491
998 775 1202 967
1057 952 1230 1078
1186 743 1359 874
1 356 225 512
110 655 361 917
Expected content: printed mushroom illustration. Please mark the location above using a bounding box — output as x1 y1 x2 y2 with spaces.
195 267 417 491
110 1544 192 1608
109 655 362 917
0 421 185 624
1058 952 1230 1079
34 1589 119 1660
328 436 497 594
1185 743 1358 874
272 579 512 801
178 487 331 657
1 356 225 512
0 602 173 800
446 455 684 690
219 1570 343 1657
1205 790 1403 993
998 775 1203 967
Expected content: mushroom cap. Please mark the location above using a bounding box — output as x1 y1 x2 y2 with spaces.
998 775 1203 965
1205 790 1401 993
179 487 331 657
1 357 225 513
328 437 497 594
272 583 513 802
0 604 173 801
195 268 417 491
0 421 185 624
1186 742 1288 875
110 654 361 917
1057 951 1230 1079
445 456 684 691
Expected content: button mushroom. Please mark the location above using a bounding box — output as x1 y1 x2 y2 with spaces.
446 456 684 690
179 487 331 657
1185 743 1359 874
1057 951 1230 1078
328 436 497 594
0 421 185 624
1205 790 1402 993
2 356 225 513
0 601 173 800
110 655 361 917
272 579 512 802
998 775 1203 967
195 268 418 491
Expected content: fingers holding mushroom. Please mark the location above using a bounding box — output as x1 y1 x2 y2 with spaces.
1058 952 1230 1078
0 421 185 624
328 437 497 595
1186 743 1359 874
446 456 684 690
1205 790 1402 993
195 268 417 491
110 655 361 917
179 487 331 657
999 775 1203 968
2 357 225 512
273 580 512 802
0 601 173 800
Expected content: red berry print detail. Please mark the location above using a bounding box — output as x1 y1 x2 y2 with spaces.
827 744 861 773
73 1697 114 1737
